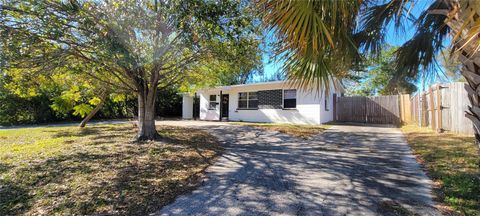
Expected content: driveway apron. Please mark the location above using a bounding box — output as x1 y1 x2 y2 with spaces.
155 122 439 216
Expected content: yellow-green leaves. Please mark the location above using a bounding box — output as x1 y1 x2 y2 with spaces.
73 104 93 117
89 97 102 106
111 93 127 103
51 87 81 114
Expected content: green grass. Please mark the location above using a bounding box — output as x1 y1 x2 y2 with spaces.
0 124 222 215
230 122 331 139
378 201 418 216
401 124 479 215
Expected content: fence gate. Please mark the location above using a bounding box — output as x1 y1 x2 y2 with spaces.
335 95 401 125
410 82 474 135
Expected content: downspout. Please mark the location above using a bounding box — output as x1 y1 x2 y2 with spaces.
194 92 197 120
219 90 222 121
333 93 337 123
320 93 322 125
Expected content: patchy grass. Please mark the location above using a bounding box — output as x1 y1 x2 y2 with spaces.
231 122 330 139
378 201 418 216
0 124 222 215
401 124 479 215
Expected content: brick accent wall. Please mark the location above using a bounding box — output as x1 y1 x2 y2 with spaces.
258 89 283 109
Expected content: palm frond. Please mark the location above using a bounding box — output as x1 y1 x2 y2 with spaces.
394 0 451 80
355 0 414 56
450 0 480 57
259 0 361 92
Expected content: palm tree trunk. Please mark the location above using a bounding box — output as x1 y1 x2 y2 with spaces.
461 54 480 148
444 0 480 148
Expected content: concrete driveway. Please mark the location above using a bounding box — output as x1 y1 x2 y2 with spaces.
155 121 439 216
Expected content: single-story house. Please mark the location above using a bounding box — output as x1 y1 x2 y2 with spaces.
182 80 344 124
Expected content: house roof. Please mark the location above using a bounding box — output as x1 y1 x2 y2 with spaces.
198 80 345 93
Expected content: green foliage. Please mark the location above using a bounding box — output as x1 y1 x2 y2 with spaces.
437 49 465 82
50 87 82 115
347 46 417 96
0 74 66 125
262 0 361 90
155 86 183 117
72 104 94 118
1 0 263 135
261 0 463 96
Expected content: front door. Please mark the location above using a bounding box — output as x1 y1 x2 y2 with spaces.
221 94 229 118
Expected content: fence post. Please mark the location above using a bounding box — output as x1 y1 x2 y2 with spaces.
400 95 404 124
429 87 436 130
421 93 427 127
364 96 368 124
436 85 443 133
418 95 421 126
333 93 337 121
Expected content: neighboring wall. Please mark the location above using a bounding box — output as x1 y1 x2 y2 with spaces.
198 82 338 124
411 82 474 135
199 92 220 120
182 94 193 119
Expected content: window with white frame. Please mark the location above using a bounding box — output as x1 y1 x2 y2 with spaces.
238 92 258 109
209 95 217 109
283 89 296 108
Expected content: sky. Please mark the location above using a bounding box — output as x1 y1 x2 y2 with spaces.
256 1 450 93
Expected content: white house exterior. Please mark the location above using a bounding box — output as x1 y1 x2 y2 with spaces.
182 80 344 124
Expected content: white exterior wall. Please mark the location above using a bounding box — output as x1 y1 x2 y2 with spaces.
197 81 342 124
182 94 193 119
228 87 321 124
319 84 337 123
199 91 220 120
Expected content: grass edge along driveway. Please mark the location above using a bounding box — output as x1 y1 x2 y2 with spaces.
401 124 479 215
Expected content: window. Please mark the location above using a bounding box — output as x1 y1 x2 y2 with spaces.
283 89 296 109
238 92 258 109
209 95 217 109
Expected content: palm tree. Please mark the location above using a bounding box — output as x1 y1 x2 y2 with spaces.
261 0 480 147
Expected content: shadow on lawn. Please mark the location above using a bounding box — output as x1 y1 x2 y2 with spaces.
0 125 222 215
48 126 124 138
0 162 33 215
405 131 479 215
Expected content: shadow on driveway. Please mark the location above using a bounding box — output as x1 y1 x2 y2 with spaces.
154 121 439 215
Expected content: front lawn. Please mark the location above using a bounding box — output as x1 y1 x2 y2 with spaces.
231 122 330 139
0 124 222 215
401 124 479 215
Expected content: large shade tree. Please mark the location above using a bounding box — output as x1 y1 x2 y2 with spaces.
348 45 417 96
1 0 261 140
261 0 480 147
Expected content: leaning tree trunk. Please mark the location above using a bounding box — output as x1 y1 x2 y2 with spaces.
136 85 160 141
79 92 108 128
444 0 480 148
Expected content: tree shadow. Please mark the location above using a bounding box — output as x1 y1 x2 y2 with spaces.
157 124 440 215
0 125 222 215
0 162 32 215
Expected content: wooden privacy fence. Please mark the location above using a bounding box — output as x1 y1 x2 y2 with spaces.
335 95 411 125
411 82 474 135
